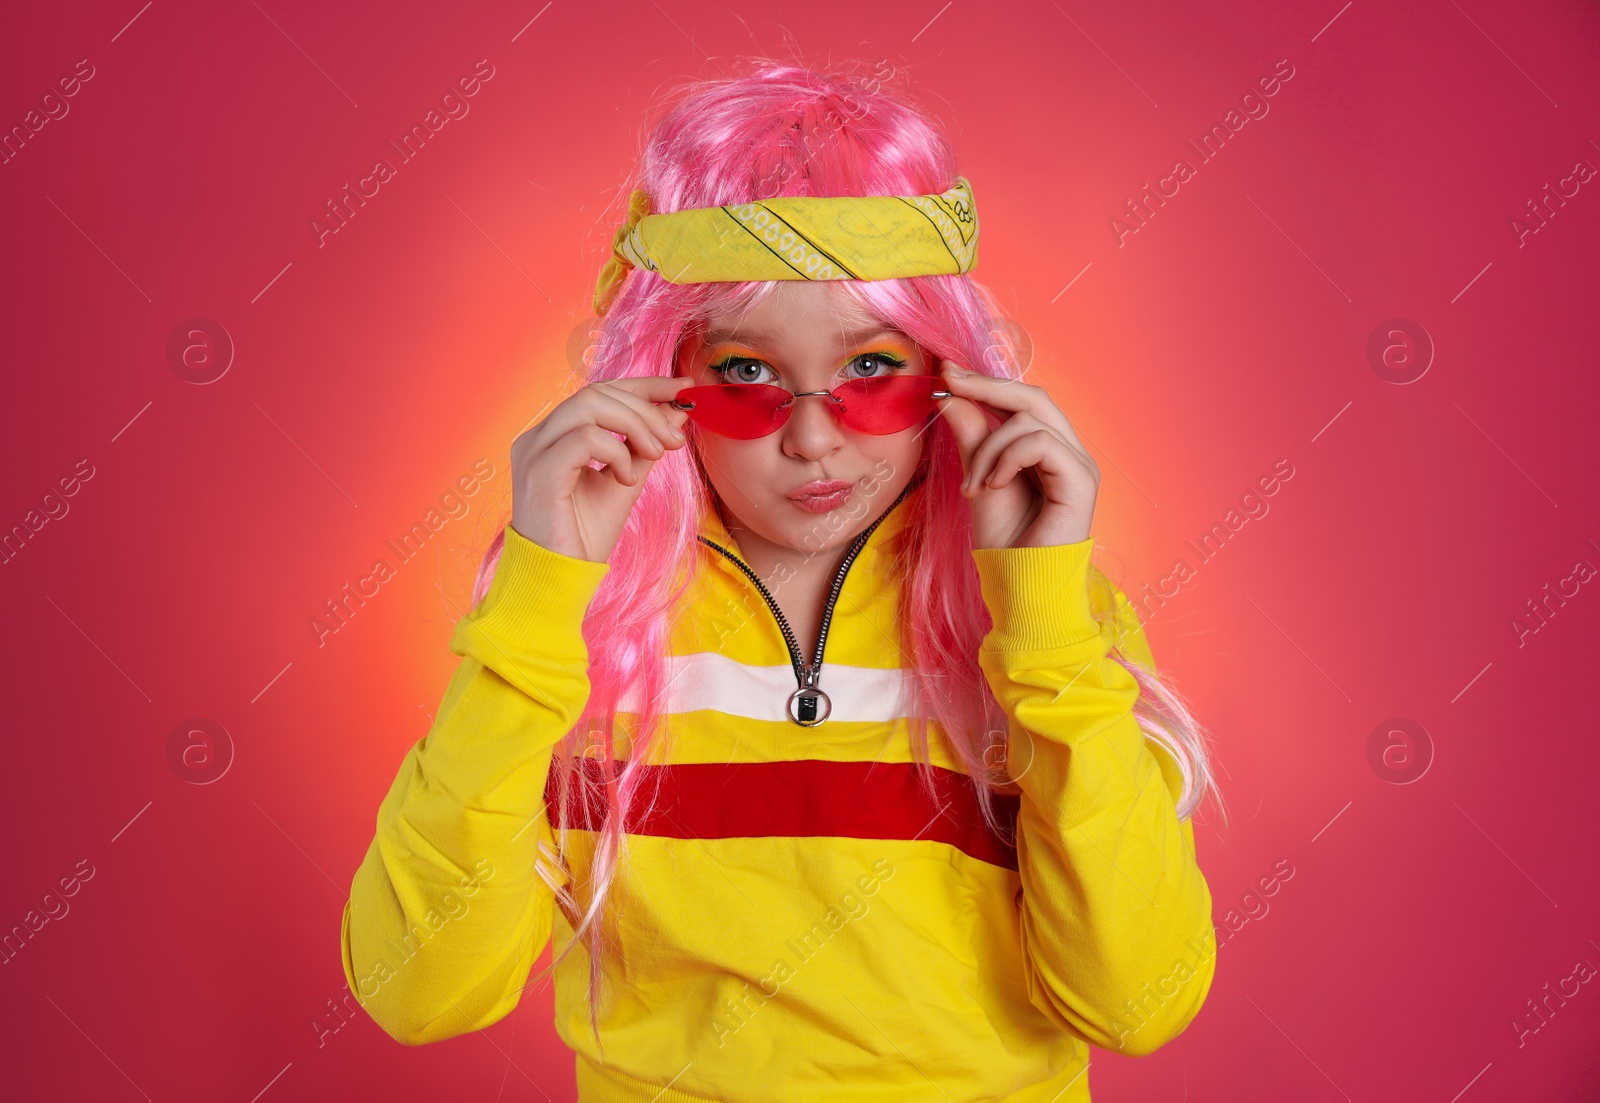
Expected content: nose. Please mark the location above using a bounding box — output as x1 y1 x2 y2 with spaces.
780 391 846 460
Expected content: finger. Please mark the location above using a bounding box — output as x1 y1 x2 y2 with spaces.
600 375 697 436
603 374 700 399
961 414 1049 495
609 373 699 427
940 359 1086 451
934 364 1001 477
936 393 990 479
593 382 690 449
589 390 672 459
540 385 670 458
529 375 693 444
550 424 641 489
939 359 1049 418
981 430 1077 494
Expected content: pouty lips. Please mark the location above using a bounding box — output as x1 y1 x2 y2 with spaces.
788 479 856 514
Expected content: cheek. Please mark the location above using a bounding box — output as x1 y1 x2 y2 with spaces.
865 426 927 475
693 437 775 495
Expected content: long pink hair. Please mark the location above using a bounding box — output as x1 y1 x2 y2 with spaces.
471 58 1226 1054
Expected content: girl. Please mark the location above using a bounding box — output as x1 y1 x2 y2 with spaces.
342 59 1223 1102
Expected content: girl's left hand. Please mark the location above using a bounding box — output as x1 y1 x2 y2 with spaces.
935 358 1101 549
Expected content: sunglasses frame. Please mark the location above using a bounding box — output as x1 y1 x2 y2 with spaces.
668 376 954 439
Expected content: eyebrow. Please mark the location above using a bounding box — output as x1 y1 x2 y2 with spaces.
702 324 900 348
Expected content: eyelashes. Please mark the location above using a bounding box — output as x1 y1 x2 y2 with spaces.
704 357 766 385
707 351 909 380
705 356 761 377
850 351 909 372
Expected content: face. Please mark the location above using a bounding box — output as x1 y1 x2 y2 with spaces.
674 280 934 558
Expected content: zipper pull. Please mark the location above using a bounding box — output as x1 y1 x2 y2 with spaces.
786 665 832 727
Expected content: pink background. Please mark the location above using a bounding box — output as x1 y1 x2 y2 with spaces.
3 1 1598 1099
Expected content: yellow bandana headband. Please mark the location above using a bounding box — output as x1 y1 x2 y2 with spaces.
592 176 979 316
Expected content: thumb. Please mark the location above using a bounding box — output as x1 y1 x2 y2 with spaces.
936 362 991 478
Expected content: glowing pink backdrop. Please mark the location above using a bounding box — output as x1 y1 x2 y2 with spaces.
2 0 1597 1099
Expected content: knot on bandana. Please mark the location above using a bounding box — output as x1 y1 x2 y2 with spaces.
592 187 653 317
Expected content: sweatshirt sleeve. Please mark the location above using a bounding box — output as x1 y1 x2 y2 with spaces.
340 524 610 1045
970 538 1216 1057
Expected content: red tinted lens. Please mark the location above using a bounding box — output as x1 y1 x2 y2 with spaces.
674 376 940 439
675 384 792 439
832 375 940 434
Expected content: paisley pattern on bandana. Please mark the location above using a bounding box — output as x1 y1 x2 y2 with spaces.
593 177 980 315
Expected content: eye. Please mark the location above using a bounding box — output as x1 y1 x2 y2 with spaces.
707 356 776 385
843 351 909 379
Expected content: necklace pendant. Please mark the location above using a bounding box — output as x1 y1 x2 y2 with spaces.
786 671 831 727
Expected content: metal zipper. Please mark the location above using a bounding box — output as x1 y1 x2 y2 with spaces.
697 480 916 727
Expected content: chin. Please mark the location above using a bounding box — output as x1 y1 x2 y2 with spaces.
784 496 877 545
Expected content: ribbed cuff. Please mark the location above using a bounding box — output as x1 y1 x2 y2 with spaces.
970 538 1102 653
462 524 611 654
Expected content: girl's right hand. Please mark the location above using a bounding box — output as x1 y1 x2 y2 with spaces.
510 376 696 563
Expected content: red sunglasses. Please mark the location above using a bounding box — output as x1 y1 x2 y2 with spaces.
669 374 953 440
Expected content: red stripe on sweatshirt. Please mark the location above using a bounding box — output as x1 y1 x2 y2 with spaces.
545 758 1020 871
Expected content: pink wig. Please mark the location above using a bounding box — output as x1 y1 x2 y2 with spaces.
470 58 1226 1053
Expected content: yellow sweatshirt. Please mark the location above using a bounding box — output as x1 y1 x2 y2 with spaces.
341 482 1217 1101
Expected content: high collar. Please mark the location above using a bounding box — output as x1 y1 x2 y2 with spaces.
675 478 926 677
